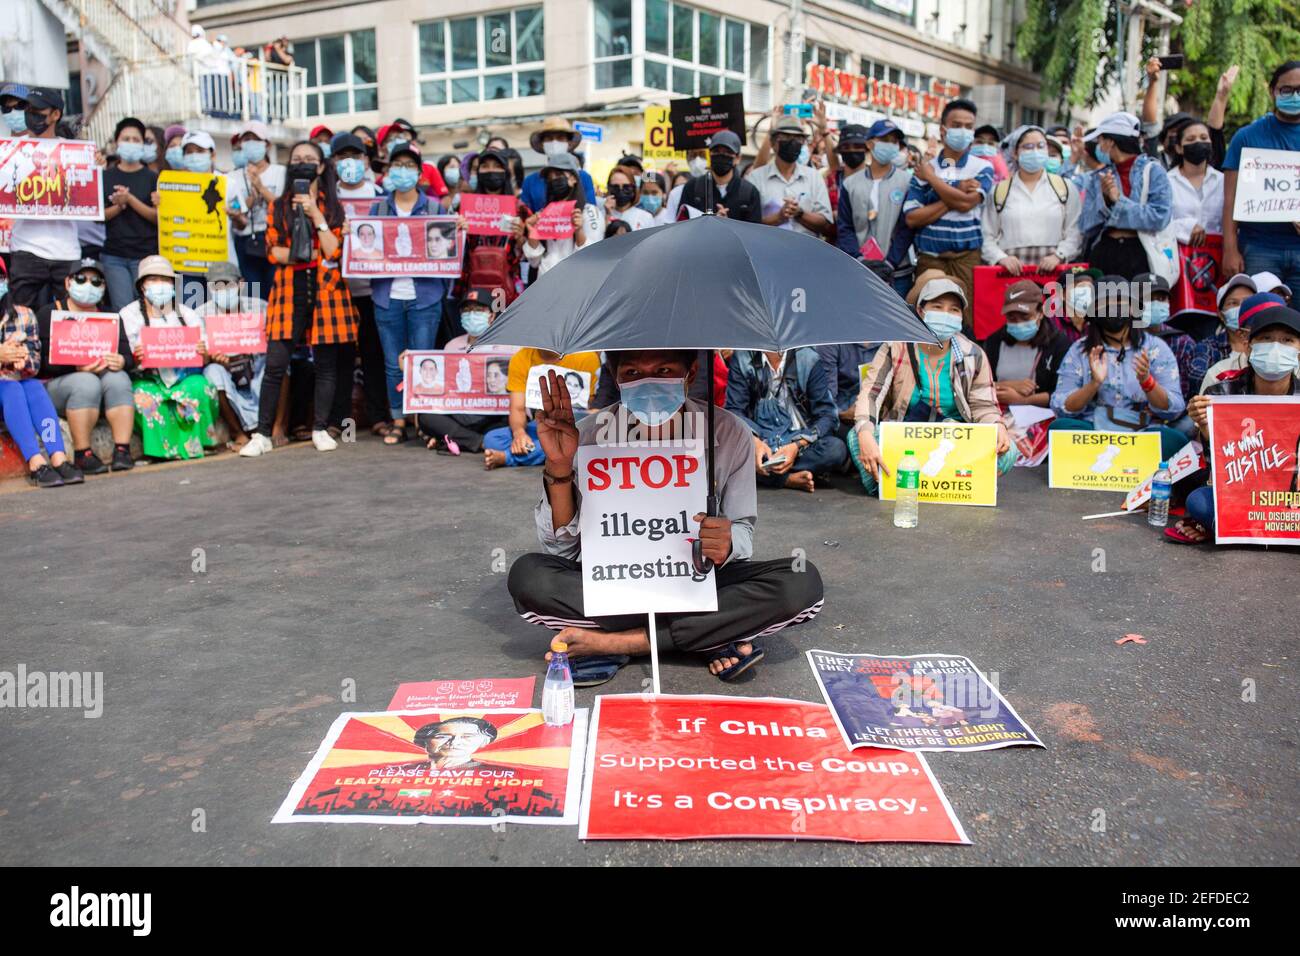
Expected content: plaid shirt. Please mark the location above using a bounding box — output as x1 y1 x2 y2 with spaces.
265 196 356 345
0 304 40 380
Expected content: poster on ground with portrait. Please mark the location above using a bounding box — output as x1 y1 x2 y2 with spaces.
401 350 512 416
273 708 587 826
579 694 969 843
877 421 1000 506
46 312 120 365
1206 395 1300 546
342 214 462 278
573 441 717 617
1048 429 1162 491
807 651 1043 753
0 138 103 220
157 170 229 274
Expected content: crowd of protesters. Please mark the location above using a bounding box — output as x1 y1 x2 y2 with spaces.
0 57 1297 548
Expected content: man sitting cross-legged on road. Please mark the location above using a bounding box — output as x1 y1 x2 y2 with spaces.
507 351 825 686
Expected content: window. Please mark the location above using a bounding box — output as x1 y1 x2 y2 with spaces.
1021 105 1047 128
802 42 850 83
596 0 764 99
297 31 378 116
418 7 545 106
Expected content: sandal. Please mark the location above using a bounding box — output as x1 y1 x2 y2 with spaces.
1165 518 1209 545
383 425 408 445
707 642 765 682
291 426 312 442
371 422 394 438
442 436 461 456
570 654 630 688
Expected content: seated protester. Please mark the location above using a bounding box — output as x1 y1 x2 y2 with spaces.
1166 120 1223 247
981 126 1083 276
1054 266 1102 343
452 147 530 308
980 279 1070 410
835 120 911 259
638 171 672 225
1134 272 1197 406
507 355 824 684
521 153 603 279
35 258 136 473
120 256 220 461
415 288 517 455
519 118 597 212
0 261 85 486
1197 286 1278 394
604 167 654 230
1252 271 1293 304
725 348 849 494
592 349 714 409
1175 301 1300 544
482 347 600 469
851 277 1016 492
198 261 266 452
1048 274 1187 460
678 131 762 222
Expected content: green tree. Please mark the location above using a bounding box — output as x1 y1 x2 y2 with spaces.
1017 0 1125 113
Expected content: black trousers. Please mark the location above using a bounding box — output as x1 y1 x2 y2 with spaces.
328 341 357 429
9 250 77 311
258 340 343 433
507 553 824 654
353 295 390 426
1087 232 1148 282
416 413 495 453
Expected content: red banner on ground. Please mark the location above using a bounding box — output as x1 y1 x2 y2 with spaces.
387 678 536 711
0 138 103 220
461 193 518 236
47 312 119 365
204 312 267 354
972 263 1084 341
579 694 969 843
139 326 203 368
1171 235 1222 318
533 201 575 240
1207 395 1300 546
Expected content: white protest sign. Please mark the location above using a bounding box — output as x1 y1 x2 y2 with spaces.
1122 440 1203 511
1233 148 1300 222
526 364 591 410
574 442 717 617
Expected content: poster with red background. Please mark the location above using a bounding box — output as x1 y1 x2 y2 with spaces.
579 695 969 843
533 201 575 240
342 215 462 278
0 138 103 220
205 312 267 354
139 326 203 368
461 193 518 236
1207 395 1300 545
274 709 586 826
387 678 535 711
1170 235 1223 320
47 312 119 365
401 349 512 415
972 263 1084 340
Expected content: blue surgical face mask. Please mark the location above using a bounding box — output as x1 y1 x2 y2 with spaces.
144 283 175 307
0 279 8 299
971 143 997 158
69 277 105 306
1249 342 1299 380
1222 306 1242 331
944 127 974 152
141 142 158 164
387 138 410 156
386 166 420 192
1018 148 1048 173
166 146 185 168
117 141 146 164
639 193 663 213
1006 319 1038 342
443 164 460 186
797 145 810 166
336 157 365 185
231 147 247 170
183 152 212 173
871 142 900 165
922 309 963 342
1045 156 1063 174
461 309 491 337
1275 92 1300 116
1142 301 1170 328
467 174 477 191
618 376 687 426
3 109 27 134
1071 286 1094 314
318 142 331 159
212 286 240 310
242 140 267 164
1094 144 1111 165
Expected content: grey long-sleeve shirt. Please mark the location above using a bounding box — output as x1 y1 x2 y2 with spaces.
534 398 758 565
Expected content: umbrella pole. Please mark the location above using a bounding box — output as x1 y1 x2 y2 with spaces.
648 613 660 695
693 350 719 575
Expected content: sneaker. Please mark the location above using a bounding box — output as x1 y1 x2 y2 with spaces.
75 450 108 475
239 433 274 458
54 461 85 485
111 447 135 471
311 429 338 452
28 464 64 488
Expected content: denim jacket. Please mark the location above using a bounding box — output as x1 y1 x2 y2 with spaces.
1077 154 1172 245
725 348 838 447
367 190 449 310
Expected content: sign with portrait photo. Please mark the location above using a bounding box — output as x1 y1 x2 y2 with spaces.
525 363 591 410
342 214 462 278
401 350 512 416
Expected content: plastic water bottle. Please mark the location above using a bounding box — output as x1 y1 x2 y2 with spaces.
1148 460 1172 528
894 450 920 528
542 638 575 727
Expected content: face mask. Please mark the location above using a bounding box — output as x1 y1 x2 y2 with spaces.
461 310 491 337
944 127 974 152
1045 156 1063 174
688 156 708 177
1249 342 1300 380
24 110 50 136
971 143 997 158
542 139 568 157
140 142 158 164
1222 306 1241 331
144 283 175 307
1142 301 1170 328
3 109 27 134
290 161 321 183
1094 144 1111 165
387 138 410 156
232 148 247 170
336 157 365 185
1006 319 1038 342
443 164 460 186
1275 92 1300 116
639 193 663 214
0 279 8 299
1059 142 1072 162
1071 286 1094 314
68 277 105 305
618 377 687 427
117 141 146 164
545 175 571 202
1018 148 1048 173
212 287 240 310
709 153 734 176
798 145 811 166
840 150 866 169
871 142 899 165
892 151 910 169
386 166 419 192
1181 142 1212 166
318 142 331 159
242 140 267 164
183 152 212 173
776 139 803 164
922 309 963 342
166 146 184 169
467 174 478 191
1097 315 1129 335
476 170 505 194
611 184 635 206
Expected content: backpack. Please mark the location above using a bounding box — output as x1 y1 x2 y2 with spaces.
993 172 1069 212
466 243 516 307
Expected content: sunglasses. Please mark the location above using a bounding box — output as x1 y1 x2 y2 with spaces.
73 275 105 287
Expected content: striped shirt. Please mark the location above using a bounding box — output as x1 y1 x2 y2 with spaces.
904 152 995 254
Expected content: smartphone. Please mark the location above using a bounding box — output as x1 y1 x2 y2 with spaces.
763 454 788 470
1157 54 1184 70
783 103 814 119
292 178 311 195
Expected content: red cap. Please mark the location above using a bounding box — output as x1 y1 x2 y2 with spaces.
309 124 333 140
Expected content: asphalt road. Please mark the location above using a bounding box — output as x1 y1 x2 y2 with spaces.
1 436 1296 866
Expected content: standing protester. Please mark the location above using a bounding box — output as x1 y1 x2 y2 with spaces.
309 125 333 159
981 126 1082 276
240 141 354 457
835 120 911 260
1 82 29 135
604 167 654 230
1077 112 1173 281
638 171 671 224
226 120 284 300
522 153 603 279
520 118 596 212
142 125 165 173
36 258 136 473
163 125 187 170
1167 120 1223 246
101 117 159 311
7 89 80 310
677 131 760 222
1222 61 1300 289
903 99 995 328
454 147 529 307
198 261 266 452
747 116 832 238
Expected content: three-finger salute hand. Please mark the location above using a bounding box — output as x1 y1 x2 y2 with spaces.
536 368 579 470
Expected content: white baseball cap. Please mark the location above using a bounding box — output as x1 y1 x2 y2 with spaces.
181 130 216 152
1251 271 1293 299
1216 273 1256 307
1083 111 1141 142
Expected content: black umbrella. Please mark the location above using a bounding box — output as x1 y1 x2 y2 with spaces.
472 214 938 571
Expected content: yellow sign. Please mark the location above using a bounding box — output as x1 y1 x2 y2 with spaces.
878 422 1000 507
1047 430 1162 491
643 106 685 162
157 170 228 274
